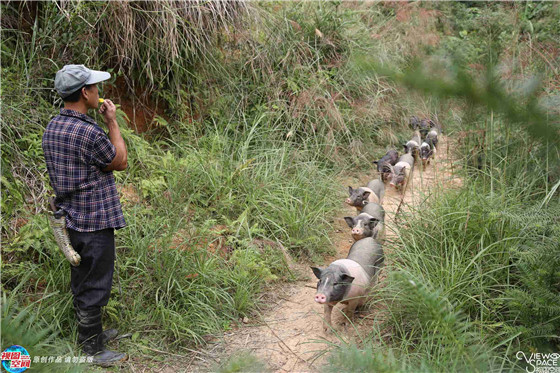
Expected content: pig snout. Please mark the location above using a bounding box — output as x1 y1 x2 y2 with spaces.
351 227 364 240
315 293 327 304
345 198 352 205
351 227 363 235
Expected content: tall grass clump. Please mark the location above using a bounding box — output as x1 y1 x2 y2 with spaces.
327 273 498 372
100 0 249 92
1 284 77 372
177 1 424 170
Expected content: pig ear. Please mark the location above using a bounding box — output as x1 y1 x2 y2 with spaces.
310 267 323 279
343 217 354 228
402 144 408 150
362 191 371 200
339 274 355 284
348 186 353 195
368 218 380 229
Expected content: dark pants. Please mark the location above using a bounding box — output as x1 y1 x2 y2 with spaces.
68 228 115 311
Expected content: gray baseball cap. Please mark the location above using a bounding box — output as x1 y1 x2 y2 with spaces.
54 64 111 98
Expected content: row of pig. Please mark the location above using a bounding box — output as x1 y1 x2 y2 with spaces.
376 117 441 186
311 117 441 332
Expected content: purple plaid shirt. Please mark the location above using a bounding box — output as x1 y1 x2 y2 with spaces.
42 109 126 232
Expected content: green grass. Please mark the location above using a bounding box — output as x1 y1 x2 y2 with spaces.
324 2 559 371
1 1 559 370
327 141 559 371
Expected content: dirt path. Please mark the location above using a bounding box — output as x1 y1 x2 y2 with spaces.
186 137 459 373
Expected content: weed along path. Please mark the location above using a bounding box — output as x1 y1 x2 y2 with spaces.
186 137 459 373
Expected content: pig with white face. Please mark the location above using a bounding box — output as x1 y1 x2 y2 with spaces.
344 202 385 242
346 179 385 211
389 153 414 191
403 130 421 159
311 237 384 331
421 128 439 167
420 141 435 167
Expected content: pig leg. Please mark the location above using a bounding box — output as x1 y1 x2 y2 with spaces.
323 304 334 332
341 298 362 325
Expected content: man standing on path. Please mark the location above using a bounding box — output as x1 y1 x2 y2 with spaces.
42 64 128 366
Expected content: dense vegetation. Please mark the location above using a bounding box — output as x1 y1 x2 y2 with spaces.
1 1 558 371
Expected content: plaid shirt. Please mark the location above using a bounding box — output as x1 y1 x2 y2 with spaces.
42 109 126 232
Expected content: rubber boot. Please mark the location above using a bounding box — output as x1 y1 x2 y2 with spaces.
74 302 118 345
100 328 118 345
75 307 127 367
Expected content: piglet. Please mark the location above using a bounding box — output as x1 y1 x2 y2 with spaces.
373 150 399 182
389 153 414 191
344 202 385 242
346 179 384 211
426 129 438 149
311 237 384 331
420 139 437 167
403 130 421 159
